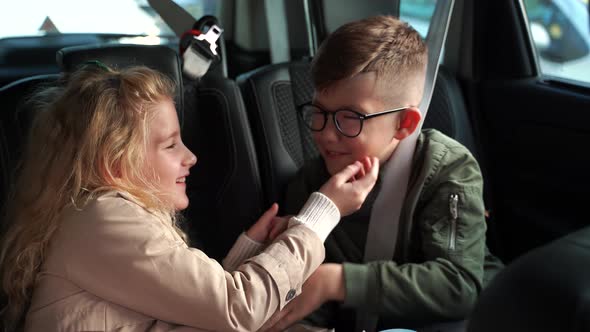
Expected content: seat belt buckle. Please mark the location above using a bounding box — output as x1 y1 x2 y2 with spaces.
181 24 223 80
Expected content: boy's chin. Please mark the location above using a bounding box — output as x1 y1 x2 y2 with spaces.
324 159 350 176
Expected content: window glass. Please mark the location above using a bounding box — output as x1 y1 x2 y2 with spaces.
0 0 219 40
523 0 590 85
322 0 397 33
400 0 437 38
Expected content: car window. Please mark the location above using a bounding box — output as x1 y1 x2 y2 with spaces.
400 0 437 38
321 0 436 37
523 0 590 85
0 0 219 41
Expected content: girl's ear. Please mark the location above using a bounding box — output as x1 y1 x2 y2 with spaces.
113 163 122 179
394 108 422 140
101 160 122 184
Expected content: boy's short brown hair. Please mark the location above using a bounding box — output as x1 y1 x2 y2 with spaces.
312 15 427 95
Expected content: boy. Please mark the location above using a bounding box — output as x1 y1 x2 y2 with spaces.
262 15 503 332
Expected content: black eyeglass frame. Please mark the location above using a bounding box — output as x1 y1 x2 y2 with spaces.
298 102 409 138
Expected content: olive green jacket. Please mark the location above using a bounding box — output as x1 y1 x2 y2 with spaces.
284 129 503 329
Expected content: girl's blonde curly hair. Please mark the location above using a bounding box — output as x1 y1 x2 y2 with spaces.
0 64 186 330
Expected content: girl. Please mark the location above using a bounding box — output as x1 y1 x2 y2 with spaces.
0 64 379 331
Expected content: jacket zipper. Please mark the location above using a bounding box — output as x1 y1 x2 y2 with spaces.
449 193 459 251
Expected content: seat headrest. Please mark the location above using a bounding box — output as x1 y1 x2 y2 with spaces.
56 44 184 126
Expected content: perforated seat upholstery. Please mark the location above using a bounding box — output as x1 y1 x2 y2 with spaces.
238 61 318 209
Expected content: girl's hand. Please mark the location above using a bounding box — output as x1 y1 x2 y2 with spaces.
268 215 290 241
246 203 279 243
319 156 379 216
246 204 290 243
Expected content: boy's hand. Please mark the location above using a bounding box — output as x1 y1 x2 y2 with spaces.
319 156 379 216
259 263 345 332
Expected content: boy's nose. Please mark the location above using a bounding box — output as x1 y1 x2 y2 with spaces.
317 117 341 142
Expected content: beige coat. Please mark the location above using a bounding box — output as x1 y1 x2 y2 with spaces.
24 191 326 331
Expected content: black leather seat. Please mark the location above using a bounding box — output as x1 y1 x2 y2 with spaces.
0 74 59 210
426 67 478 157
57 44 184 125
237 60 480 209
182 72 264 260
237 61 318 209
468 226 590 332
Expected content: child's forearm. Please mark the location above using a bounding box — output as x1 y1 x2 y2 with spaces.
289 192 340 241
223 232 264 271
223 192 339 271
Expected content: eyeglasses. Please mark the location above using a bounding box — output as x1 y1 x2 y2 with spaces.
298 102 408 138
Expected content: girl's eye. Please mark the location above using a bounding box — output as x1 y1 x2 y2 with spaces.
166 143 177 149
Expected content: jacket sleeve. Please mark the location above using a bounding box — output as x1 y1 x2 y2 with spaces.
62 196 326 332
341 148 487 323
222 233 264 271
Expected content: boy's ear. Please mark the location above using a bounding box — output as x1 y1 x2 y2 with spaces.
394 108 422 140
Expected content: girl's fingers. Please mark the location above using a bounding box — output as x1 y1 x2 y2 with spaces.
364 156 372 170
356 157 379 188
269 218 288 240
258 203 279 226
333 161 362 183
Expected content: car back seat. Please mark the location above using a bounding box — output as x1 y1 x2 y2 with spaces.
0 74 59 212
173 17 266 259
182 72 264 260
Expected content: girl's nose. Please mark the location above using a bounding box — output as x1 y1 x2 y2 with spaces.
184 148 197 167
